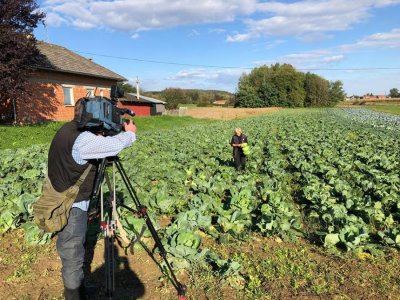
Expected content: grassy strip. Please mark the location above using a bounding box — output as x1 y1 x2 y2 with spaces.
0 116 213 150
366 105 400 115
0 121 64 150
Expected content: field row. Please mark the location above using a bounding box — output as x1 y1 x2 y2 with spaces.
0 108 399 286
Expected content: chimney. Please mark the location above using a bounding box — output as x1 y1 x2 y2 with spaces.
136 77 140 100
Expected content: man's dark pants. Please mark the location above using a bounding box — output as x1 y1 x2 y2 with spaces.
56 208 87 290
233 152 246 171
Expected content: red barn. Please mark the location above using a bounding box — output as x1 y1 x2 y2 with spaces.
118 93 166 117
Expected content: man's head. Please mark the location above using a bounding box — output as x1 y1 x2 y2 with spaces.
235 127 242 136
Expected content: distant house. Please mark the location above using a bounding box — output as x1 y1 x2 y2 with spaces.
4 41 126 123
118 93 166 116
362 94 387 100
213 100 227 106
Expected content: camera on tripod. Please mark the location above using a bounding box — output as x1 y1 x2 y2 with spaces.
77 85 135 135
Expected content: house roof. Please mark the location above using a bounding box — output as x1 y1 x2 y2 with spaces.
213 100 227 105
32 41 126 81
121 93 166 104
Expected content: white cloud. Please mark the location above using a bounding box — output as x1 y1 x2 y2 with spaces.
340 28 400 51
188 29 200 37
45 12 67 27
253 49 346 70
227 32 256 42
165 68 246 91
228 0 400 42
265 39 286 49
208 28 227 34
43 0 400 45
43 0 257 32
131 33 140 40
322 55 344 63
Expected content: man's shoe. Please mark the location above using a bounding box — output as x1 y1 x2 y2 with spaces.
84 282 99 298
64 287 82 300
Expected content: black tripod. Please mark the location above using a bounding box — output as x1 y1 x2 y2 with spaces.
90 156 187 299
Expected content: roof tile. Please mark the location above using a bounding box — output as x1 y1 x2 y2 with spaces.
32 42 126 81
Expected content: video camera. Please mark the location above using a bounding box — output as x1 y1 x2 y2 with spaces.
76 85 135 135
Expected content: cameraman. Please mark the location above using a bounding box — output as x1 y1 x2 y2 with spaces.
48 99 136 300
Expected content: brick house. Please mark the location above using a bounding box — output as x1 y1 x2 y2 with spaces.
8 41 126 123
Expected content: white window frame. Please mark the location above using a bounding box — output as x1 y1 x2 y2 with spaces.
62 85 75 106
86 87 95 97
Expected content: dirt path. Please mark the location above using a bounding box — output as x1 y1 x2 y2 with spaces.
0 230 178 300
184 107 281 120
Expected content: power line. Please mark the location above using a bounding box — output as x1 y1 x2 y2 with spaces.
74 50 246 69
73 49 400 71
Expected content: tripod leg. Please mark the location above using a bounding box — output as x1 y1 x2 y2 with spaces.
113 157 187 298
103 171 117 299
105 235 115 298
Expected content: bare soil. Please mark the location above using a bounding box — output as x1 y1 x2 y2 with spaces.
0 230 177 300
1 230 399 300
184 107 282 120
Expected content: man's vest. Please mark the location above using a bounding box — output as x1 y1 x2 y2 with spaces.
48 121 97 202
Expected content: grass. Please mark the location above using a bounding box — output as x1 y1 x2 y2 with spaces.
366 105 400 115
178 103 198 108
0 115 213 150
0 121 64 150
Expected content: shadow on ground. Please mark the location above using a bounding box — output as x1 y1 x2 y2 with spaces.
84 220 145 300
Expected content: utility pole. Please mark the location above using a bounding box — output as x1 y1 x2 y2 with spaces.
136 77 140 99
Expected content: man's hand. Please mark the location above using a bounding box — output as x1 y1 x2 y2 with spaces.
124 120 137 133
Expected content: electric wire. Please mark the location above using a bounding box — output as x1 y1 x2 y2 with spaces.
73 49 400 71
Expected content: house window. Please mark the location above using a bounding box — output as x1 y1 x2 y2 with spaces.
63 87 74 106
86 88 95 97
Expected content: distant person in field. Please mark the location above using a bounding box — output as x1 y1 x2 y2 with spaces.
230 127 248 171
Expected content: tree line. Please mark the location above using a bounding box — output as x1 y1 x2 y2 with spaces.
146 88 234 109
235 64 345 108
118 83 235 110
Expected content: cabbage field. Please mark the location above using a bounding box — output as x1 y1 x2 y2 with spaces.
0 108 399 297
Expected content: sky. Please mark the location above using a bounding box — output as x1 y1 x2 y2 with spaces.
35 0 400 95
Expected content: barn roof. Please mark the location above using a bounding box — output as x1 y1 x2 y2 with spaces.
31 41 126 81
122 93 166 104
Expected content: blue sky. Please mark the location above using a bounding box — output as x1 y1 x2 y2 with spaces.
35 0 400 95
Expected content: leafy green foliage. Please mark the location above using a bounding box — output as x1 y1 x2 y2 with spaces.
1 108 399 277
235 64 345 108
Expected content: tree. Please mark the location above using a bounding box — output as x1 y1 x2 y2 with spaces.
304 73 330 107
117 82 137 94
0 0 45 122
328 80 346 105
389 88 399 98
235 73 261 107
235 64 306 108
161 88 186 109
